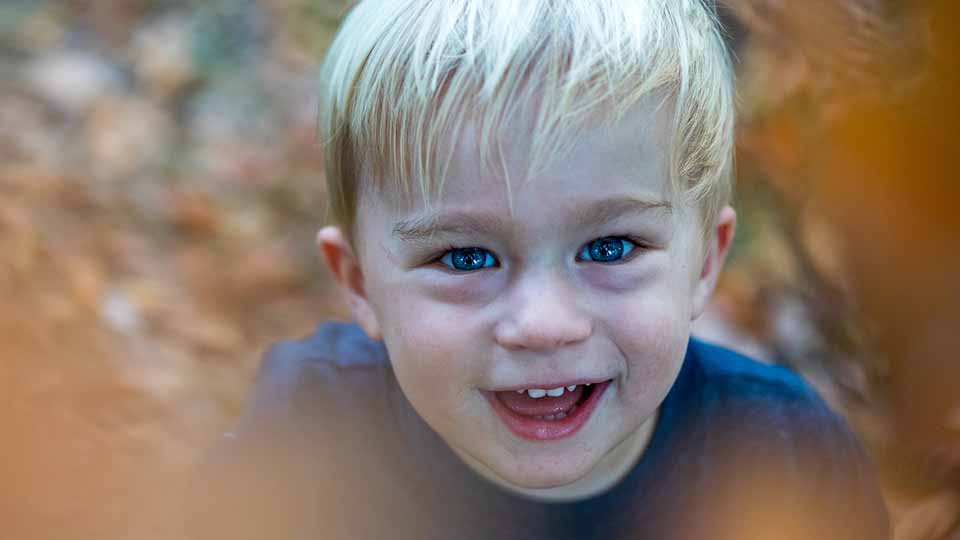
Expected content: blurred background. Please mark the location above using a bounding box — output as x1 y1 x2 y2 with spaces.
1 1 957 539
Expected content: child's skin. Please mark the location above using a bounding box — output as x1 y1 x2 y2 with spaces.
318 98 736 501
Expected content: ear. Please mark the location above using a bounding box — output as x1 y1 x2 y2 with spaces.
691 206 737 320
316 226 383 340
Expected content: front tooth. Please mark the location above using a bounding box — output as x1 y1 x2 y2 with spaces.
527 388 546 398
546 387 564 397
566 385 576 392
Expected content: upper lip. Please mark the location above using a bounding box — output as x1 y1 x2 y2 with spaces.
485 378 612 392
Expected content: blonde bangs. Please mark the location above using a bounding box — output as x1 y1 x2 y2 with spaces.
318 0 735 242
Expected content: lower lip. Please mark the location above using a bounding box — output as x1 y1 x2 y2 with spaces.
483 381 611 442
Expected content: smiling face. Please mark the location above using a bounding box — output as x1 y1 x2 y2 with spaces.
319 101 735 498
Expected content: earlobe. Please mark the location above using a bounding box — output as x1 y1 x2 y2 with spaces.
316 226 383 340
691 206 737 320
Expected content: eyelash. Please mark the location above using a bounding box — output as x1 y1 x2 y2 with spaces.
429 235 648 273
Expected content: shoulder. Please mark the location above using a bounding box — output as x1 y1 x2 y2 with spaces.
684 336 868 472
203 320 408 461
183 321 399 539
685 337 845 434
677 338 890 540
688 337 816 399
242 320 392 429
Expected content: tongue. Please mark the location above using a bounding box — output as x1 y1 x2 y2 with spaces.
496 386 585 417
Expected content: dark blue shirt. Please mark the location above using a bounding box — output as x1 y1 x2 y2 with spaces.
186 321 889 539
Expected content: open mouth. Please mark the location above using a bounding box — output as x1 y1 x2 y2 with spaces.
483 380 612 441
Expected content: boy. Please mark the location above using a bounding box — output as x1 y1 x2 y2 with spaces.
187 1 889 538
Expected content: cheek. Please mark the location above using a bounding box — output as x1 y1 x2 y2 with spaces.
368 268 489 387
380 305 481 416
624 317 686 380
607 293 690 402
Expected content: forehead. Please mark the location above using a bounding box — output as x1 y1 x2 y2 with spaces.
364 97 677 225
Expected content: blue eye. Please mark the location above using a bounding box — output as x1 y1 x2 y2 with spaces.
440 247 498 272
577 237 636 263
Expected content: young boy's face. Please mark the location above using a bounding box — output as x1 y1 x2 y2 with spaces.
320 100 734 495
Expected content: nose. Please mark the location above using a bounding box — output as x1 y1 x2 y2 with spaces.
493 272 593 351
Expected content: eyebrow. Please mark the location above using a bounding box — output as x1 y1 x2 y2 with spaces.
392 196 672 243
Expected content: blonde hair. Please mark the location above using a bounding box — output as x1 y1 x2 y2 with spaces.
318 0 734 245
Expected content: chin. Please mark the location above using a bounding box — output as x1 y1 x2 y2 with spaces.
493 455 596 490
512 474 582 490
